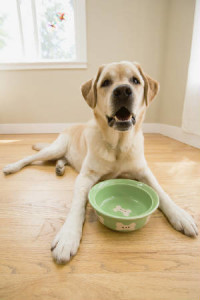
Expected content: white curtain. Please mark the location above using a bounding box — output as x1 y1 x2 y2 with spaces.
182 0 200 136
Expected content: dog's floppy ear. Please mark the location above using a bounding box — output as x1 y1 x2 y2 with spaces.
81 65 105 108
135 63 160 106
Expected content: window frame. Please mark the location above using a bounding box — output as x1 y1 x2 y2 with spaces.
0 0 87 70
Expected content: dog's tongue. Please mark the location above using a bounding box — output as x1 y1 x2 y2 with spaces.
115 107 131 121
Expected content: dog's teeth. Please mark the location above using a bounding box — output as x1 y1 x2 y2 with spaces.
114 115 132 122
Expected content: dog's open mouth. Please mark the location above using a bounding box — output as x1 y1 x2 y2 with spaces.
115 107 132 122
106 107 136 131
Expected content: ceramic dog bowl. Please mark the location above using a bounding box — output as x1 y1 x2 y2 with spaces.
88 179 159 232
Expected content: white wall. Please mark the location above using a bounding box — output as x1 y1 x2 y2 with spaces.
0 0 168 124
0 0 196 127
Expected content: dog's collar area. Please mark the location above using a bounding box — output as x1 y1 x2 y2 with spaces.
106 107 136 131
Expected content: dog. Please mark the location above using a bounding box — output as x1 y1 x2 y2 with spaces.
3 61 198 264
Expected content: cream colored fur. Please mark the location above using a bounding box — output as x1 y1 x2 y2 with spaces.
3 61 198 264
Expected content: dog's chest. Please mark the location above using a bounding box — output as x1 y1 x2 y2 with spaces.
91 130 144 178
97 142 131 162
100 144 138 173
100 150 142 181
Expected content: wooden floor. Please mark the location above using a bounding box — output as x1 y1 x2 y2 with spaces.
0 134 199 300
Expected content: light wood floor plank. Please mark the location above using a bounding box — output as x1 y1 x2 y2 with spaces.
0 134 199 300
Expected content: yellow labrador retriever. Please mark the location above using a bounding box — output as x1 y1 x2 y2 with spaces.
3 61 198 264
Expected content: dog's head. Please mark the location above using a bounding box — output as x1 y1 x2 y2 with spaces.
81 61 159 132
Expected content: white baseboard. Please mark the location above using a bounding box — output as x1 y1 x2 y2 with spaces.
142 123 160 133
0 122 199 148
143 123 200 148
0 123 76 134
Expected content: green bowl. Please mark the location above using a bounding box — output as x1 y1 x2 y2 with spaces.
88 179 159 232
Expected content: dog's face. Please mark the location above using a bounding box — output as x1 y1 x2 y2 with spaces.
81 61 159 132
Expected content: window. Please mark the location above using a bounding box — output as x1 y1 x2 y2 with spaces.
0 0 87 69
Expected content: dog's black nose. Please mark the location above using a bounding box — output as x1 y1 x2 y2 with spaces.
113 85 132 99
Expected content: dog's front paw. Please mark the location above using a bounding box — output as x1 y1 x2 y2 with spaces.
168 206 198 237
51 224 82 264
3 163 20 175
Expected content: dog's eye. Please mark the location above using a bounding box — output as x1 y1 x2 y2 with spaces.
101 79 112 87
130 77 140 85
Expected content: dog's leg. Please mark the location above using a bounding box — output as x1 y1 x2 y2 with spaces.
136 167 198 237
51 171 100 264
3 134 68 175
33 143 68 176
32 143 50 151
55 158 68 176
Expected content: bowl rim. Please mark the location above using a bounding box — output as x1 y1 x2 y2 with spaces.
88 179 159 220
